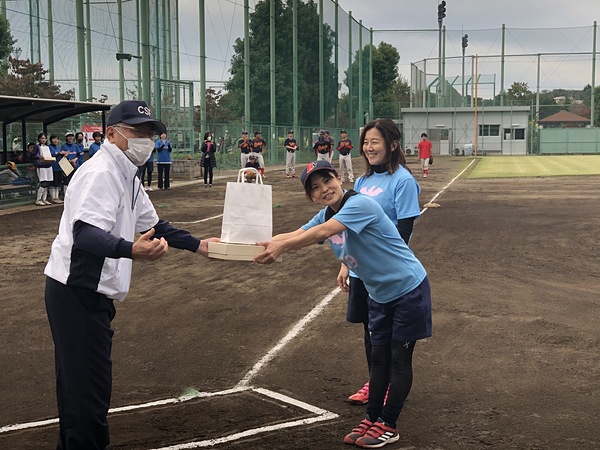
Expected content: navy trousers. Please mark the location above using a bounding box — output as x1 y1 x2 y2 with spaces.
45 277 116 450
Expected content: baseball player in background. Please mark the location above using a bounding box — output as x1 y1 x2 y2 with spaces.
336 129 354 183
284 129 298 178
251 131 267 178
238 130 251 168
313 130 332 162
417 132 432 178
44 100 219 449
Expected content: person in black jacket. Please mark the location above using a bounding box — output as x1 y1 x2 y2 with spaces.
200 131 217 187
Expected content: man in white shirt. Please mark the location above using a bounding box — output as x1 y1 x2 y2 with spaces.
44 100 219 449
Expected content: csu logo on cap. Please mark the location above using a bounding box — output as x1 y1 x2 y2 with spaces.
137 105 152 116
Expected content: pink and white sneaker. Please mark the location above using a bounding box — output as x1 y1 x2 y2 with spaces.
347 382 369 405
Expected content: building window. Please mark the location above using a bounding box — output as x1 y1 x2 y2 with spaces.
504 128 525 140
479 124 500 136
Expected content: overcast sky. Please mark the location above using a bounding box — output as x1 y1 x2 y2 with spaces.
177 0 599 99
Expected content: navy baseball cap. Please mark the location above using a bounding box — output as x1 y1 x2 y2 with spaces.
287 130 294 134
108 100 166 135
300 160 338 188
341 129 347 133
242 130 248 135
254 131 261 135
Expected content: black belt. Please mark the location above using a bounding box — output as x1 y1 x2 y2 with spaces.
318 150 328 154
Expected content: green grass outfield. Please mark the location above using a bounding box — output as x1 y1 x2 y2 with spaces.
467 155 600 179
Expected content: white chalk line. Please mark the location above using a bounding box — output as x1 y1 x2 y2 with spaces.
0 386 248 434
421 158 476 214
236 287 342 389
2 162 472 444
149 388 339 450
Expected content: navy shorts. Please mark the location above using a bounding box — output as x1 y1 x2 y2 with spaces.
346 276 369 324
368 277 432 345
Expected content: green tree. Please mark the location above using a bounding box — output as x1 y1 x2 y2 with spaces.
196 88 234 128
0 56 74 99
224 0 337 126
345 42 402 120
505 81 534 104
0 15 16 75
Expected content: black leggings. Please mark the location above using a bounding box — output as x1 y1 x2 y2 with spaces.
203 165 214 185
367 340 416 427
157 164 170 189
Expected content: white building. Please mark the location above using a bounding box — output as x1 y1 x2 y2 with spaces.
401 106 530 156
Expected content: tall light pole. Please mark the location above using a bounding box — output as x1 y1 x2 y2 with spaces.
462 34 468 107
437 1 446 107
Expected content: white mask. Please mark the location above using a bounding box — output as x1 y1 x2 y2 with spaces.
207 135 212 141
115 128 155 166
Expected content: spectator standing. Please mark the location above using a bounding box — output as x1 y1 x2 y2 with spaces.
33 134 54 206
88 131 103 158
74 132 85 168
200 131 217 187
337 129 354 183
417 132 432 178
238 130 252 168
251 131 267 179
60 132 81 193
48 134 64 203
284 129 298 178
155 131 172 190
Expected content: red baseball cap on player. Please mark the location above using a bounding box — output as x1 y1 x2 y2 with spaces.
300 160 338 188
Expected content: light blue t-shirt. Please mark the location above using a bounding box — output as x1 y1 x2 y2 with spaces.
301 194 426 304
354 166 421 222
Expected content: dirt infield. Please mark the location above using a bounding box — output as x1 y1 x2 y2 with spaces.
1 156 600 449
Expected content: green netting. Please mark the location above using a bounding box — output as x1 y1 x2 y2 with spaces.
2 2 597 165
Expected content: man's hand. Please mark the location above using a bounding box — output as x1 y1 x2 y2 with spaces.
132 228 169 261
337 264 349 292
197 237 220 257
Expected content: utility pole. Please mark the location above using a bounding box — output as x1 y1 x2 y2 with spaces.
462 34 468 107
437 1 446 107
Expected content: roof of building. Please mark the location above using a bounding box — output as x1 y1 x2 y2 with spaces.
0 95 112 125
538 110 590 124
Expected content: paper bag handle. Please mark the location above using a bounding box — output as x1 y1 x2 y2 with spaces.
237 167 263 184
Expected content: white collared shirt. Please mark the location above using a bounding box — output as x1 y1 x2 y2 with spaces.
44 140 159 301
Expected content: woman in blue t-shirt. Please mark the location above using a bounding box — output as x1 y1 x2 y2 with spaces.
347 118 422 406
254 160 432 449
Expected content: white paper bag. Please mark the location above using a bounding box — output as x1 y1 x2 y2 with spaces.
220 168 273 244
